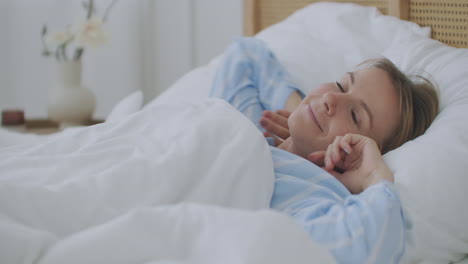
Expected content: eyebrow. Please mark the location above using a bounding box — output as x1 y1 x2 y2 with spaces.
348 72 373 129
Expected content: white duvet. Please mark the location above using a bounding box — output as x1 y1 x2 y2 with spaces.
0 98 334 264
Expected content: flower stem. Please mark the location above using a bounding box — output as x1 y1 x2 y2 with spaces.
61 44 67 60
40 25 52 57
55 44 63 61
103 0 118 22
86 0 94 19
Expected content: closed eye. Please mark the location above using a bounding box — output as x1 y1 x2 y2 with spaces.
336 81 358 126
351 111 358 124
336 81 345 92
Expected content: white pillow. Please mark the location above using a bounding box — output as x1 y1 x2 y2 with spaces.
259 4 468 263
255 2 430 95
148 2 466 263
106 90 143 122
382 32 468 263
258 3 468 263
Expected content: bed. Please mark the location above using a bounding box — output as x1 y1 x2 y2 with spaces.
1 0 468 263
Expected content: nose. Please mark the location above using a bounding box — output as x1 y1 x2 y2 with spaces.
322 92 338 116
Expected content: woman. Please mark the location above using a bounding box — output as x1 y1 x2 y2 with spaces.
210 37 438 263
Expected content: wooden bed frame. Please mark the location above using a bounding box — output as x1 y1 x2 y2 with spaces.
243 0 468 48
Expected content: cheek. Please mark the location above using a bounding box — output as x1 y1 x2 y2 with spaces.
328 121 357 139
289 111 309 138
308 83 334 95
288 109 322 151
288 110 302 136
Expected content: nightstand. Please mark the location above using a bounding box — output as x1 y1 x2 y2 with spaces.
2 119 104 134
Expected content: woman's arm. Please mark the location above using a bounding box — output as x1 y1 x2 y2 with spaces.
308 134 394 193
271 134 405 263
210 37 304 129
260 93 300 144
286 180 406 264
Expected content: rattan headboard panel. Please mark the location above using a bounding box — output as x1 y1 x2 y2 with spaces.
244 0 468 48
244 0 390 36
409 0 468 48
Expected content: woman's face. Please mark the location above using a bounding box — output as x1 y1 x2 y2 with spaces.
288 67 400 156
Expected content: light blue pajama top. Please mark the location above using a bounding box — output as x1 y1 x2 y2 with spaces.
210 37 406 264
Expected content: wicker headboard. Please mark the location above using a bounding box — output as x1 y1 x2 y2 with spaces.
243 0 468 48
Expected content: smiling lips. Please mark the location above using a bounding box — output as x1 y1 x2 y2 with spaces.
308 104 323 132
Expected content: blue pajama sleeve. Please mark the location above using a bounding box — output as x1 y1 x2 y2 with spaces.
210 37 304 130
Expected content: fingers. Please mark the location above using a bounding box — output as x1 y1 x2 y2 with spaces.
341 134 375 150
323 136 352 172
263 131 283 146
325 136 345 169
262 110 289 128
275 109 291 119
325 144 334 171
260 110 291 141
310 134 387 194
307 151 326 167
330 134 371 161
338 135 352 155
260 118 290 140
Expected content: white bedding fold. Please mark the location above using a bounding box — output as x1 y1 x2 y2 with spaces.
38 204 335 264
0 98 279 263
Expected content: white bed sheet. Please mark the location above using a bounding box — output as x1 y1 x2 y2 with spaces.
36 204 334 264
0 128 46 148
0 99 335 264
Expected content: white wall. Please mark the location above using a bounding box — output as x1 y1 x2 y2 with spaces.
142 0 243 102
142 0 195 101
0 0 142 119
193 0 243 67
0 0 243 119
0 1 9 107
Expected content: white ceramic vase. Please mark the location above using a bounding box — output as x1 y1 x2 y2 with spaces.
47 60 96 125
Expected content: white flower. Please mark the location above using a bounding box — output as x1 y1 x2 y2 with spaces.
46 31 73 46
74 17 108 48
41 0 118 61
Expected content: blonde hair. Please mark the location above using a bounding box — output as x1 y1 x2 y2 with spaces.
356 58 439 153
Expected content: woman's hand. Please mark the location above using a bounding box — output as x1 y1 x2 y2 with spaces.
307 134 394 194
260 109 291 145
259 90 301 144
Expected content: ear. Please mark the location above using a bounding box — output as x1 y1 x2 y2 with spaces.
307 151 326 167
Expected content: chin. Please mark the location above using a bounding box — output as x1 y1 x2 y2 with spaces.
288 133 313 158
